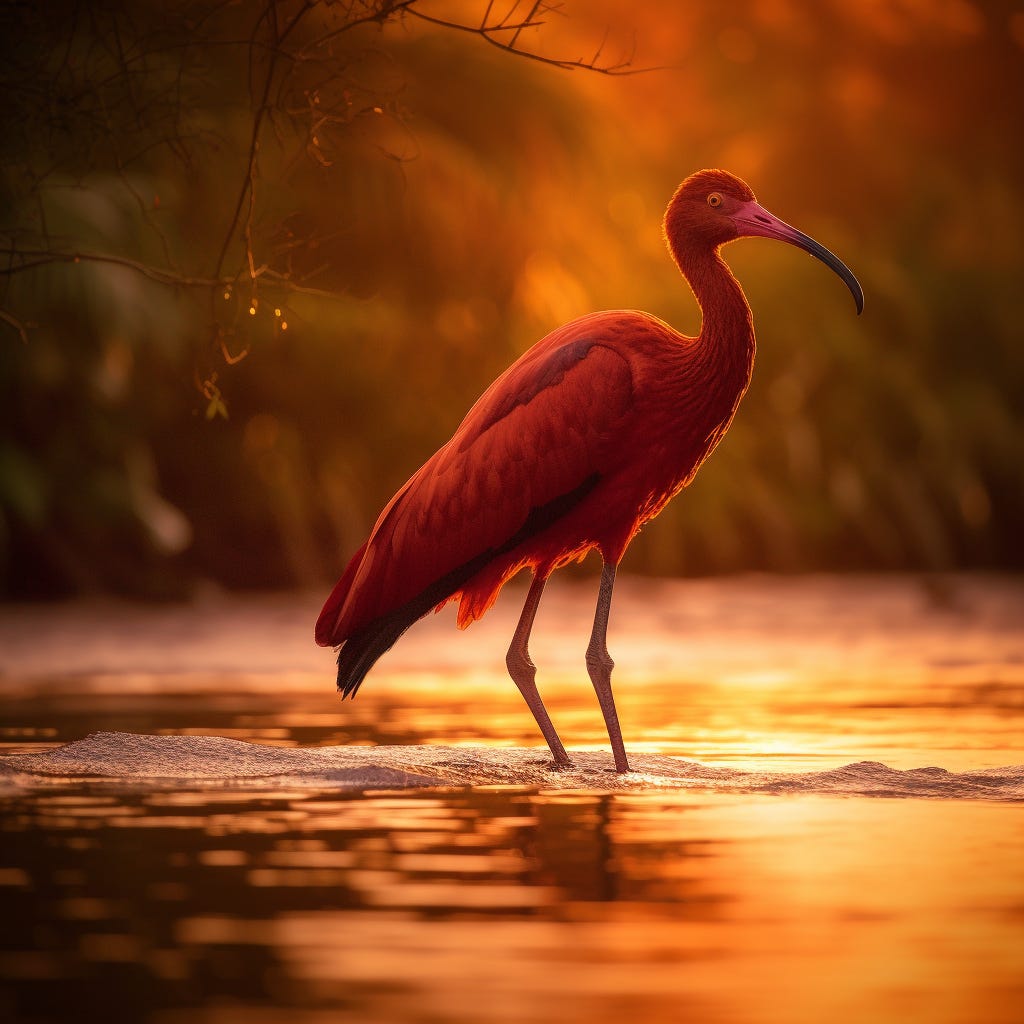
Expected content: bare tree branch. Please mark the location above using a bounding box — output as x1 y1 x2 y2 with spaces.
0 0 654 388
404 2 654 74
0 247 346 301
294 0 417 58
0 308 31 345
212 0 314 283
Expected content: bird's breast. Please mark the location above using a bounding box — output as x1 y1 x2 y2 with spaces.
609 336 752 519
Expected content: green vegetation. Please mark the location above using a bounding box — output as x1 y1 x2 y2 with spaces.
1 1 1022 597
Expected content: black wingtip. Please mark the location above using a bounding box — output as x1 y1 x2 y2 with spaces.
335 644 363 699
331 472 605 698
335 612 417 699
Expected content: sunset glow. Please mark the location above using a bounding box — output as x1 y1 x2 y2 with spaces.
2 3 1022 1023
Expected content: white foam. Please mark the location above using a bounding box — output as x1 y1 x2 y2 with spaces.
3 732 1022 800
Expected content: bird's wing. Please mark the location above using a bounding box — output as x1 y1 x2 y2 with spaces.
319 331 635 643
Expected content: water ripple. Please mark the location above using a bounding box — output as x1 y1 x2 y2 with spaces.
3 732 1021 800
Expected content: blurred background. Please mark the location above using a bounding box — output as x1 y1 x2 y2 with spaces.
1 0 1022 600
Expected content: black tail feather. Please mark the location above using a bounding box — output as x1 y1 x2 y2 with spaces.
334 559 481 699
336 612 417 699
335 472 604 697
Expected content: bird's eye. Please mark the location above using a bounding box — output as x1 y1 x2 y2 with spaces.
707 192 723 208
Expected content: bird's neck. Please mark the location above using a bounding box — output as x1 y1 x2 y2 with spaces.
679 246 756 395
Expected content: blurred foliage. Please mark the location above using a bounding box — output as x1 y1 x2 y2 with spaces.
1 0 1022 598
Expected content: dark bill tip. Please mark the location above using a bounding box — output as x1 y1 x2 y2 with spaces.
734 202 865 315
789 226 865 316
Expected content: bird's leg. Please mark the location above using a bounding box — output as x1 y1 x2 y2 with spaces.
586 562 630 773
506 573 572 769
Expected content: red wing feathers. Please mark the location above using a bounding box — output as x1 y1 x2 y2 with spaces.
316 333 634 646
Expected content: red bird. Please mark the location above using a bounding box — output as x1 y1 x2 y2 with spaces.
316 169 863 773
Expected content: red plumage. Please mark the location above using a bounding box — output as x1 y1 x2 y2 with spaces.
315 311 735 641
315 169 863 770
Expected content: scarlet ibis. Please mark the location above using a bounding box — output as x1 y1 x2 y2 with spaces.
316 169 863 773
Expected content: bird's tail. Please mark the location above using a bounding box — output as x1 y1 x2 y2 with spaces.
333 535 509 697
335 605 422 699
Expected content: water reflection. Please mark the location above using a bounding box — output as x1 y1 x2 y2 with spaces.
2 577 1022 1021
2 785 1022 1023
3 665 1022 774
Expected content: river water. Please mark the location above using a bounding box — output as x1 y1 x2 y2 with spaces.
1 574 1022 1022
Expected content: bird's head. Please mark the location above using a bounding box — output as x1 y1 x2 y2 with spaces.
665 169 864 314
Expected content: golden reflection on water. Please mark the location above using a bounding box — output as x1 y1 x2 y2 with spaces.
1 782 1022 1023
1 578 1022 1021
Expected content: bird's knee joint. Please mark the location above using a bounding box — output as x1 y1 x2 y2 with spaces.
585 648 614 675
506 648 536 682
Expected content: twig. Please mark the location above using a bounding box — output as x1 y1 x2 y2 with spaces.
295 0 417 58
0 308 31 344
404 4 655 75
212 0 313 282
0 247 347 301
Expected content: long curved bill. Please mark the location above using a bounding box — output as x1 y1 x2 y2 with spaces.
733 201 865 315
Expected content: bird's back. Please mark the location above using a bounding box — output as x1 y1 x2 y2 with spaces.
316 308 751 693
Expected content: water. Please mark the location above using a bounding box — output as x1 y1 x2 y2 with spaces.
1 574 1022 1023
5 732 1024 799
